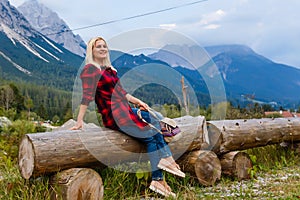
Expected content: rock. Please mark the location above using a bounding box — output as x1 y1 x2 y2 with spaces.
0 116 12 127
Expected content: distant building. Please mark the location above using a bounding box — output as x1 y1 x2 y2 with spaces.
264 110 300 118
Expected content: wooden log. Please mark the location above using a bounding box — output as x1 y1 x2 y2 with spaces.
280 141 300 154
293 143 300 154
201 122 222 154
18 116 207 179
208 117 300 154
50 168 104 200
219 151 252 180
178 150 221 186
171 115 209 158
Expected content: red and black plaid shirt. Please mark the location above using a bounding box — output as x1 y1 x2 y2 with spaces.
80 64 148 130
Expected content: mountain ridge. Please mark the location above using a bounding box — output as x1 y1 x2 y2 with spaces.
1 0 300 108
17 0 86 57
0 0 83 90
148 44 300 105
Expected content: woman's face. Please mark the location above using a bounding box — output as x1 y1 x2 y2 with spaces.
93 39 108 62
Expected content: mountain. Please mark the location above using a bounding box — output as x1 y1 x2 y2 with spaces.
2 0 299 108
17 0 86 57
207 45 300 101
148 44 300 106
0 0 83 90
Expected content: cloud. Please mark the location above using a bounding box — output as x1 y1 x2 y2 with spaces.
159 23 177 29
203 24 220 30
199 9 226 26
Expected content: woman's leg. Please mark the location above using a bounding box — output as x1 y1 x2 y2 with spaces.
119 124 164 179
120 126 176 196
124 108 184 176
141 134 165 181
131 108 173 159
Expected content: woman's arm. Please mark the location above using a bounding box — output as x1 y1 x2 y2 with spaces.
70 104 88 130
70 64 99 130
126 93 149 110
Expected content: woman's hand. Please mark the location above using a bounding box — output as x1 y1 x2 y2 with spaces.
139 101 150 111
70 120 83 130
70 105 88 130
126 94 149 110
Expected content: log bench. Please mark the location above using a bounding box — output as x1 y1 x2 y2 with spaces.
18 116 208 179
18 116 300 199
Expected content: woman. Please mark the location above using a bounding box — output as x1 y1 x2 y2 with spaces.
71 37 185 197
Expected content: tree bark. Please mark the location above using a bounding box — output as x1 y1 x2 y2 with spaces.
207 117 300 154
219 151 252 180
18 116 207 179
50 168 104 200
178 150 221 186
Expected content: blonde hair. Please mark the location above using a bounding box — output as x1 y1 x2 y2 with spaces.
85 37 116 71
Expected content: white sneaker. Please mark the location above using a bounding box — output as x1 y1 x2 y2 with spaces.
149 180 176 198
157 158 185 178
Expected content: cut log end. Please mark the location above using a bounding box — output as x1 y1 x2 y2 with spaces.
179 150 221 186
234 152 252 180
202 123 222 153
50 168 104 200
220 151 253 180
18 135 34 179
194 150 221 186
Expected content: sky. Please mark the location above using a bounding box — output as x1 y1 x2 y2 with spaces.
9 0 300 69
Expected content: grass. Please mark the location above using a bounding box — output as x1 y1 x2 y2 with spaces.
0 120 299 199
0 144 299 199
0 157 51 200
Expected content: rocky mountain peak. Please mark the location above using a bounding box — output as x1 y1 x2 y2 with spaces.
0 0 36 36
18 0 86 57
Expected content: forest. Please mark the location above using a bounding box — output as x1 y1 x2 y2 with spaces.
2 80 298 126
0 81 72 124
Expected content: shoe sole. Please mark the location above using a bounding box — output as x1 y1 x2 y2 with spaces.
157 160 185 178
149 184 176 198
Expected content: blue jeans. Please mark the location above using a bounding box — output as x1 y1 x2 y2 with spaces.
119 108 172 180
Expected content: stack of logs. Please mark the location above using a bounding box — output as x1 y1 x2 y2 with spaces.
18 116 300 199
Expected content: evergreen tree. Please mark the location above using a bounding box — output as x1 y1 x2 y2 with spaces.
24 95 33 120
9 83 25 113
52 115 60 125
37 104 48 120
63 102 73 123
0 85 14 111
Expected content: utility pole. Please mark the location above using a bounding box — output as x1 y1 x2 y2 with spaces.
181 76 189 115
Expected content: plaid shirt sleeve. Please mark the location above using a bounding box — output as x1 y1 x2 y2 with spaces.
80 64 101 105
